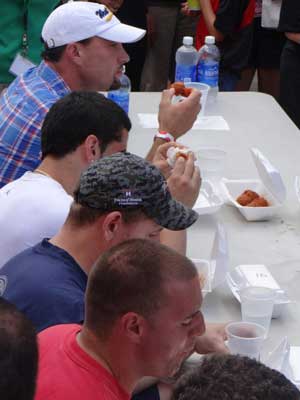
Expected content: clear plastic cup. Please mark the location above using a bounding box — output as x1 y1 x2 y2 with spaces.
184 82 210 116
191 258 211 296
225 321 266 360
195 147 226 182
240 286 276 337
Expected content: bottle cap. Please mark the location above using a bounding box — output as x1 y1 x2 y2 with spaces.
205 36 215 45
183 36 193 46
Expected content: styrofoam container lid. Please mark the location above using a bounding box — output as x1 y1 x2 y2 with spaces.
251 148 286 203
193 180 223 215
191 258 211 296
226 264 291 318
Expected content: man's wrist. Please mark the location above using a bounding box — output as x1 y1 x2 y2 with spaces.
154 130 175 142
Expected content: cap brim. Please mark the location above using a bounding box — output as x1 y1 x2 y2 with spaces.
97 23 146 44
148 199 199 231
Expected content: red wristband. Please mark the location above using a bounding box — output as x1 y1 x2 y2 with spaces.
154 131 175 142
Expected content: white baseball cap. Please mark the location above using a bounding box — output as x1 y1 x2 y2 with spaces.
42 1 146 48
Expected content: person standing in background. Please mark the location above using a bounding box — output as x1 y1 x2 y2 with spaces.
117 0 148 91
0 0 60 92
278 0 300 129
140 0 199 91
191 0 255 91
236 0 286 100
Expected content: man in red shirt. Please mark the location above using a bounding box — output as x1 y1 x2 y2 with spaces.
35 239 205 400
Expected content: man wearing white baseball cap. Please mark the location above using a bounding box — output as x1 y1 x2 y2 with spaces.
0 1 200 189
42 1 145 47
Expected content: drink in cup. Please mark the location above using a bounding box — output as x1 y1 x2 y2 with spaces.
225 321 266 360
240 286 276 337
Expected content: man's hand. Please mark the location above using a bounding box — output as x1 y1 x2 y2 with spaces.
158 88 201 139
167 152 201 208
194 323 229 354
152 142 186 178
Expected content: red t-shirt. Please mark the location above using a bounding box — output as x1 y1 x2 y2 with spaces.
35 324 130 400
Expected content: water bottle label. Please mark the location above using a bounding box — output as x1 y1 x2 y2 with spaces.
175 64 196 82
107 91 129 114
197 61 219 87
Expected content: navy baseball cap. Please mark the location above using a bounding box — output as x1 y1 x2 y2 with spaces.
74 152 198 231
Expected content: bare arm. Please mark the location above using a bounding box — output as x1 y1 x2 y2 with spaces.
199 0 224 42
146 89 201 162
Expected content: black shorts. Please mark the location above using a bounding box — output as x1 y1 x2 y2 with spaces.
248 17 286 69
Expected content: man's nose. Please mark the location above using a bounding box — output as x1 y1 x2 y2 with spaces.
189 312 205 337
119 44 130 64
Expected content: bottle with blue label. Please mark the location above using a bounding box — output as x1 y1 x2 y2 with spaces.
175 36 198 83
197 36 220 103
107 65 131 114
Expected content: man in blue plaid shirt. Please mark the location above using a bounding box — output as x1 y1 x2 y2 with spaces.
0 2 201 188
0 2 142 187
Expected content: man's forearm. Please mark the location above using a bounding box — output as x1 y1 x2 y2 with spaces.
146 138 166 162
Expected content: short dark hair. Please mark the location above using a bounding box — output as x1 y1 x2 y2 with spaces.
41 91 131 159
41 37 92 62
173 354 300 400
66 202 146 227
85 239 197 338
0 298 38 400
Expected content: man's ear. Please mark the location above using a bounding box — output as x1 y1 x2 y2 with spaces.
120 312 146 344
84 134 101 163
65 42 82 64
102 211 123 241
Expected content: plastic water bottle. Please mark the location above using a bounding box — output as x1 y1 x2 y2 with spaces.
175 36 198 82
107 66 131 114
197 36 220 104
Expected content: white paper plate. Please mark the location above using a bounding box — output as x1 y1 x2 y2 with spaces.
193 180 223 215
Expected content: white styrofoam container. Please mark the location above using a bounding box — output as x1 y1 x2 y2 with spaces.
191 259 212 297
221 178 282 221
193 180 223 215
226 264 291 318
220 148 286 221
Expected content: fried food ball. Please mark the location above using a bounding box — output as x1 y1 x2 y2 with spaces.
167 146 191 167
236 190 259 206
247 196 269 207
170 82 192 97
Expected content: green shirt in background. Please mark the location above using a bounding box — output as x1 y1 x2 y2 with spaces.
0 0 59 84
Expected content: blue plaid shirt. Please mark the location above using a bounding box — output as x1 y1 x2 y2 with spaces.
0 61 70 187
